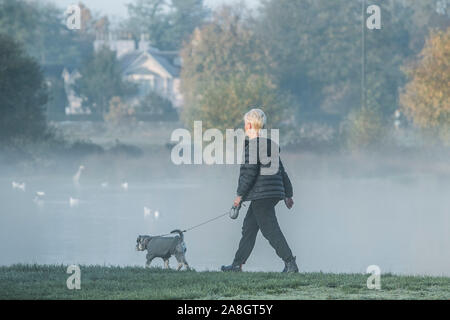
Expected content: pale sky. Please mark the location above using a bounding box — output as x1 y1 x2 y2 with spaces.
47 0 260 19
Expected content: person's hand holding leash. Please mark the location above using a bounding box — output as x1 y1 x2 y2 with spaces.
284 197 294 209
233 196 242 208
229 196 243 220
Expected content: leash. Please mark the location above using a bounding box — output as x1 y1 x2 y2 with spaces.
155 204 246 237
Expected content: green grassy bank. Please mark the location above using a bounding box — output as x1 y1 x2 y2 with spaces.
0 265 449 300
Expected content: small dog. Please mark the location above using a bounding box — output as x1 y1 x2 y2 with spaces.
136 230 189 270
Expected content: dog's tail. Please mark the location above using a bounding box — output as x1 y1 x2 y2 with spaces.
170 229 184 240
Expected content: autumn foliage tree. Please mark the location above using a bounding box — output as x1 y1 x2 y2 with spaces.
180 6 290 131
400 28 450 135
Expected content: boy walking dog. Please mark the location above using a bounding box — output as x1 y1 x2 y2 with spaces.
221 108 299 273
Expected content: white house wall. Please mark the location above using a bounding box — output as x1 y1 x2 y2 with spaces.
122 51 183 108
142 53 173 79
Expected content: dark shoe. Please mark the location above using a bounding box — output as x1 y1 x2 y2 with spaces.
221 264 242 272
284 257 299 273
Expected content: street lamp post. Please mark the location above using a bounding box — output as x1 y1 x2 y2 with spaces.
361 0 367 110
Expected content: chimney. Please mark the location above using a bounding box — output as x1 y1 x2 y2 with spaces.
139 33 150 52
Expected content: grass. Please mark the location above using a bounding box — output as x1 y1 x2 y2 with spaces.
0 265 449 300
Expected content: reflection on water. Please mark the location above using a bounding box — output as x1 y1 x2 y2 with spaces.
0 163 449 276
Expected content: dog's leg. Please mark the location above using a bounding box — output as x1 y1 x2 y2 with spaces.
164 259 170 269
146 253 155 268
181 254 190 270
175 252 184 271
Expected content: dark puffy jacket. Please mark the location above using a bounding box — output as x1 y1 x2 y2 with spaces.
236 137 293 201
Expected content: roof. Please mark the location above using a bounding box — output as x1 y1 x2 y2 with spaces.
150 51 180 77
119 51 144 73
119 49 180 78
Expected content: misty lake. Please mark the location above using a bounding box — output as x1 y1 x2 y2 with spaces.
1 156 449 276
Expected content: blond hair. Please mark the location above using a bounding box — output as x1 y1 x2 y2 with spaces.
244 108 266 131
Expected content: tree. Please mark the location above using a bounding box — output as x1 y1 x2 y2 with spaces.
257 0 415 119
400 0 450 64
77 2 110 35
364 1 415 115
74 47 137 115
124 0 210 50
0 34 48 145
167 0 210 48
409 0 450 32
180 6 289 130
256 0 360 118
400 28 450 131
0 0 92 67
45 69 68 118
183 73 286 130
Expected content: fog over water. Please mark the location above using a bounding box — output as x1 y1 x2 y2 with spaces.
1 151 449 276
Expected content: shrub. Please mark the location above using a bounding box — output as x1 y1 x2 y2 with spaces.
281 122 337 150
104 96 136 128
342 107 385 151
137 90 176 116
108 140 143 158
68 140 104 157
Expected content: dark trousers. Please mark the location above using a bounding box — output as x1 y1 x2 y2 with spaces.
233 198 293 265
